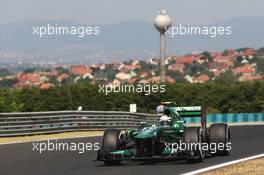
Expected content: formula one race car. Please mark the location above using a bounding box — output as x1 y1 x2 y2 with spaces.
97 103 231 165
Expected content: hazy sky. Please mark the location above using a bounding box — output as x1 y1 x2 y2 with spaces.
1 0 264 24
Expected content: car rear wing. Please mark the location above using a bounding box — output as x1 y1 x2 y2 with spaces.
175 106 207 129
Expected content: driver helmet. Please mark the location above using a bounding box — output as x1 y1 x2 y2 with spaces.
156 104 165 115
159 115 172 126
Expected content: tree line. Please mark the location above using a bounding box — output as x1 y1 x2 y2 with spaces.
0 81 264 114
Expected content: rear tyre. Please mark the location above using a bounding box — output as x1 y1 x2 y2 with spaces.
183 127 205 162
209 123 231 156
102 129 122 165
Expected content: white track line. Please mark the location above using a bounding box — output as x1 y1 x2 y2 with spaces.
182 153 264 175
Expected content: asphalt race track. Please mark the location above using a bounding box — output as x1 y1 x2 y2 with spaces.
0 125 264 175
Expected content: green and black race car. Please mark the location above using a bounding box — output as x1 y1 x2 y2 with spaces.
97 102 231 164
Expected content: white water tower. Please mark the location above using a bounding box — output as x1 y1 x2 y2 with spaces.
154 9 172 83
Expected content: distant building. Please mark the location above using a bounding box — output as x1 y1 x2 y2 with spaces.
70 65 92 76
131 60 140 65
146 58 159 65
184 75 193 83
239 48 256 58
139 79 148 84
168 63 185 73
224 49 238 57
40 83 55 89
194 74 210 83
232 64 256 76
238 75 262 82
149 76 176 83
175 55 200 65
57 73 69 82
139 71 150 78
128 77 138 84
213 56 234 68
115 72 131 80
112 79 121 86
13 73 41 88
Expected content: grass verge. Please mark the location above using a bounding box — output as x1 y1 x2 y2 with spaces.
0 131 104 144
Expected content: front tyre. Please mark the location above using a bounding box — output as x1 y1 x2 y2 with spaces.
102 129 122 165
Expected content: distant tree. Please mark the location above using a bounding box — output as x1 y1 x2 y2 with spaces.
255 57 264 75
139 61 158 72
257 47 264 55
206 106 221 114
214 70 238 84
184 62 211 77
222 49 229 56
235 56 243 62
233 57 244 68
0 68 11 77
94 64 118 82
167 71 187 83
23 68 35 73
235 47 250 52
0 79 18 88
55 67 69 74
0 89 23 112
201 51 213 62
1 80 264 113
248 56 264 75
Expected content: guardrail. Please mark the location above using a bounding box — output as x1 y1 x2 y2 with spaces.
0 111 264 137
0 111 159 137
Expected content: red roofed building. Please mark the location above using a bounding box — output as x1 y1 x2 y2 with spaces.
241 48 256 57
19 73 41 84
211 69 223 77
49 69 59 77
210 52 222 58
194 74 210 83
168 63 185 73
208 62 227 75
40 83 55 89
128 77 138 84
232 64 256 76
70 65 92 76
13 73 42 88
239 75 262 82
110 61 122 70
213 56 234 68
224 49 238 57
166 76 176 83
126 64 142 70
13 81 30 89
57 73 69 82
139 71 150 78
175 55 199 65
149 76 176 83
